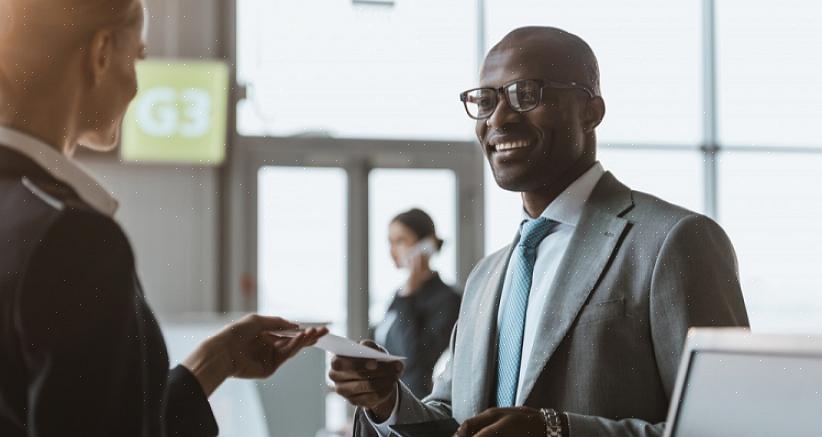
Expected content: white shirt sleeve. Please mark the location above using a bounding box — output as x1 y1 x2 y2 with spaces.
363 386 401 437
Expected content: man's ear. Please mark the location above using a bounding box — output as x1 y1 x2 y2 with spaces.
88 29 115 85
582 96 606 132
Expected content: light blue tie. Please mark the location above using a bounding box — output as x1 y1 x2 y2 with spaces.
495 217 557 407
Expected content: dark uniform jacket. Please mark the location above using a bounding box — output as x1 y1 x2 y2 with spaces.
0 138 218 437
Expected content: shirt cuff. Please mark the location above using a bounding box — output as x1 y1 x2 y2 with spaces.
364 385 401 437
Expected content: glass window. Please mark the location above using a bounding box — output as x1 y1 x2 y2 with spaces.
257 167 348 334
717 1 822 148
719 152 822 333
598 148 704 214
236 0 476 140
485 0 702 146
484 149 704 255
368 169 458 324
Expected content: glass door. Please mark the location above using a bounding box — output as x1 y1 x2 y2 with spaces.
368 168 458 325
229 136 483 435
257 166 349 335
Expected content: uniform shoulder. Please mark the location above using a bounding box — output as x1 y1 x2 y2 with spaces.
26 175 98 213
42 206 131 257
16 205 135 311
0 176 72 254
1 172 95 215
6 173 133 266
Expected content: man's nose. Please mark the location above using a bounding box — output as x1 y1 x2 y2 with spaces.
486 96 520 130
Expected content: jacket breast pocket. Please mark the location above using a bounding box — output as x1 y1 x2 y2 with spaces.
575 297 627 326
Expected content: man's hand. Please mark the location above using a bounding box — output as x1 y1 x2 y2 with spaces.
328 340 404 422
457 407 546 437
184 314 328 396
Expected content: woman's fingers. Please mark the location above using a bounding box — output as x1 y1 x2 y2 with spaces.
269 327 328 359
252 314 299 331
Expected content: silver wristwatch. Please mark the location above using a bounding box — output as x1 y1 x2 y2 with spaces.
540 408 563 437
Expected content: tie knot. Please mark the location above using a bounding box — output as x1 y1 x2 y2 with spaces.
518 217 556 248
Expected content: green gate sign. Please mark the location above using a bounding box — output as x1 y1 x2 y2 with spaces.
122 60 229 165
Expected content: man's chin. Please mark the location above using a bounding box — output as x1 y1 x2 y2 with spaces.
492 171 534 193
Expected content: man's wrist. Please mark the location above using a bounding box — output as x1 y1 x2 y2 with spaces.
539 408 567 437
367 384 399 423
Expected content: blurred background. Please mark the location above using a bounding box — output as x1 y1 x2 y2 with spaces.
75 0 822 435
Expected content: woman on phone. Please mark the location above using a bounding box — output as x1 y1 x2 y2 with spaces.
373 208 462 398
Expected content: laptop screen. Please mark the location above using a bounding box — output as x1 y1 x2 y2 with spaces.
668 350 822 437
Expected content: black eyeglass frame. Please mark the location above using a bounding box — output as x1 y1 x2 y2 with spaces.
459 78 596 120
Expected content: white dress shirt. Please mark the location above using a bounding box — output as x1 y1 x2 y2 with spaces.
498 161 605 400
0 125 118 216
368 162 605 435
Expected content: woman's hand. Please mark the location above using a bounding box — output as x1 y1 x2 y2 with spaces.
183 314 328 396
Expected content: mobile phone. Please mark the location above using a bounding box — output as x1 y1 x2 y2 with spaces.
400 238 437 268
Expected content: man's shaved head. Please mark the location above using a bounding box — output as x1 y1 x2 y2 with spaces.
487 26 601 96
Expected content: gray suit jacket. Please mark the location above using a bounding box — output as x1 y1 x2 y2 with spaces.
354 172 749 436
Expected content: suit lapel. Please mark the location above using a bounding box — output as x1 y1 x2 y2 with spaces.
467 244 515 415
517 172 633 405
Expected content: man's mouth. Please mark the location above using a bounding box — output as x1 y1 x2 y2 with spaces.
488 138 535 152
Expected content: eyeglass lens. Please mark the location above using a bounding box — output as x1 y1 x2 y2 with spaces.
463 80 542 119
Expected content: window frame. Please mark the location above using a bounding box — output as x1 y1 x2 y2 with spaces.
220 0 822 331
224 135 484 341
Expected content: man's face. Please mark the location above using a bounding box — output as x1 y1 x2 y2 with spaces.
78 0 147 151
476 43 592 193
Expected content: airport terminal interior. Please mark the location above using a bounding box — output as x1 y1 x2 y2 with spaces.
3 1 821 436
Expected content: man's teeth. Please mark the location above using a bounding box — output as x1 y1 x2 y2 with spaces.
495 140 531 151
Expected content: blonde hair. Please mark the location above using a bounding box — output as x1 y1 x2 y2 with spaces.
0 0 141 49
0 0 142 112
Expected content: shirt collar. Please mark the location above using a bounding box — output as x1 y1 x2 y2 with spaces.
0 125 119 216
521 161 605 226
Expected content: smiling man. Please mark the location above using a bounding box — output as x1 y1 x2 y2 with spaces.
330 27 749 436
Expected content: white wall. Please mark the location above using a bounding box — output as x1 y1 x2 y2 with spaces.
79 159 220 314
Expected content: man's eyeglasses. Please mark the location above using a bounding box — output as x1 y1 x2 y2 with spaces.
459 78 595 120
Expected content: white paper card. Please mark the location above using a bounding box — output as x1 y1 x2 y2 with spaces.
273 330 405 362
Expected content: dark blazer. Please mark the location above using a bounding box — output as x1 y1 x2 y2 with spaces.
355 172 749 436
0 148 218 436
376 274 461 398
